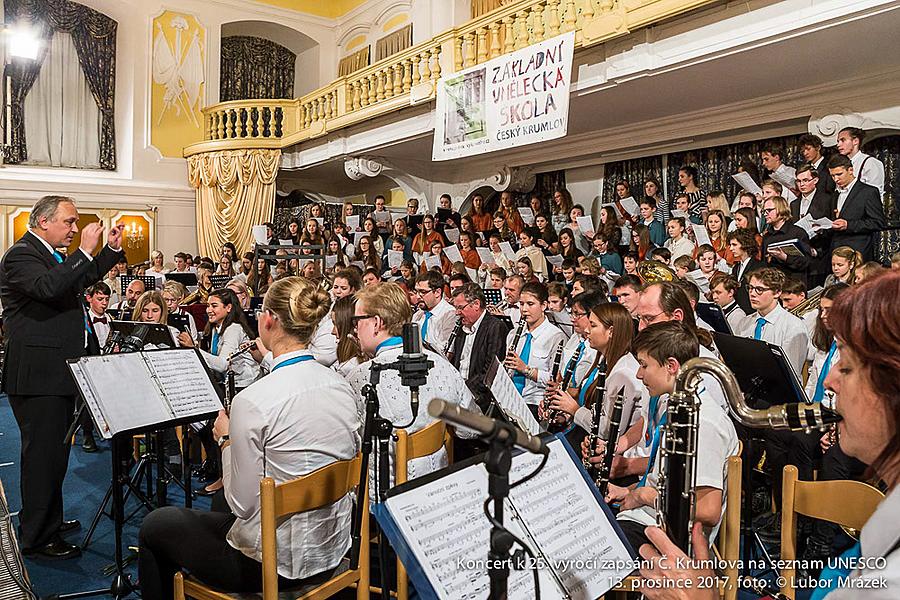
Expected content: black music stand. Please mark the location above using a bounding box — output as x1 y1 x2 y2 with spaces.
697 302 732 334
118 275 158 293
165 272 198 287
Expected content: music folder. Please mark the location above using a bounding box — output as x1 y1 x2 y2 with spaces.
67 348 224 439
374 435 636 600
712 332 808 407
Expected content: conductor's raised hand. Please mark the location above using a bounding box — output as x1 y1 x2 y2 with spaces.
107 223 126 250
79 222 105 255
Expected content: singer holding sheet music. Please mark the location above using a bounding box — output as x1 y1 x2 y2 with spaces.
139 276 361 599
0 195 124 559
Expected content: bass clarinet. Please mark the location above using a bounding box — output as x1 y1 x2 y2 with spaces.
539 341 565 430
505 316 527 378
595 390 624 497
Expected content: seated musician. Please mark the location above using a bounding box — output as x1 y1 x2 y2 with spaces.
587 322 738 551
138 276 361 599
346 281 479 496
131 290 181 349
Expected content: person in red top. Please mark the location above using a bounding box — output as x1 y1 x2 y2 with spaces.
411 214 443 255
458 231 481 270
499 191 525 235
466 194 493 233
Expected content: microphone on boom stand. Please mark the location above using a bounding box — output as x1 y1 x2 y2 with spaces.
395 322 432 420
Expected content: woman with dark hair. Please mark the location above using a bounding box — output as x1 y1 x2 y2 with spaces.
534 213 559 255
515 227 548 281
551 188 574 232
355 234 382 272
489 211 518 248
465 194 493 233
644 176 670 223
704 209 735 264
286 218 302 244
598 205 624 250
636 270 900 600
630 223 654 261
558 227 584 263
733 206 764 260
331 295 365 378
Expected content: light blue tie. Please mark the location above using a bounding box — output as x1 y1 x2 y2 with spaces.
812 342 838 403
52 251 64 263
753 317 766 340
810 542 861 600
512 333 532 394
421 311 433 341
211 330 220 355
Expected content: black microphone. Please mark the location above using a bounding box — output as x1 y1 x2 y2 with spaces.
396 322 433 419
120 323 150 353
428 398 548 455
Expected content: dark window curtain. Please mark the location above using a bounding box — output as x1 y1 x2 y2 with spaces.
603 155 664 201
866 135 900 261
4 0 117 170
220 36 295 102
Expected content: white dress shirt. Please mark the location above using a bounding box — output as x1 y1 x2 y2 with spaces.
836 178 857 216
664 235 696 263
413 297 456 356
804 344 839 407
740 303 809 378
198 323 261 387
346 341 478 501
309 313 337 367
573 352 646 437
88 309 111 348
797 192 814 219
850 151 885 197
505 317 567 405
223 350 361 580
458 310 486 379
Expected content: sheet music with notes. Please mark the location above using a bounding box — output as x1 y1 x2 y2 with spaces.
378 436 635 600
486 357 542 435
67 349 223 439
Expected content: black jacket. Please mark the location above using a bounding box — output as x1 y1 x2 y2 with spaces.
831 180 886 261
732 257 766 314
762 221 813 287
0 232 123 396
449 312 511 412
791 190 835 276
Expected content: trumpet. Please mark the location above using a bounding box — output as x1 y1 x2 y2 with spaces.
506 316 527 378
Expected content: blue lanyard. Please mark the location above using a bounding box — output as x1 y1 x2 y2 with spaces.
376 336 403 353
577 366 598 407
812 342 838 403
271 354 315 372
638 396 666 488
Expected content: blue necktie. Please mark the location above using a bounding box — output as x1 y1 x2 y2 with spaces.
211 330 220 355
52 251 64 263
638 395 665 488
754 317 766 340
421 311 433 341
512 333 532 394
812 342 838 403
810 542 861 600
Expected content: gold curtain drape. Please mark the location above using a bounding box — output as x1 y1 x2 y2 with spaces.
338 47 370 77
375 24 413 62
187 149 280 257
471 0 507 19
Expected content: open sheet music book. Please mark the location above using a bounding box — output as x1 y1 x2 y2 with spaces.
375 436 636 600
68 349 223 439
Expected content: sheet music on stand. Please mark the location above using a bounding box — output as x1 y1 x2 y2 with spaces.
485 357 542 435
374 435 636 600
67 348 223 439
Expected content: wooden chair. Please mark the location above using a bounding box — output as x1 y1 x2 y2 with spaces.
390 421 453 600
175 454 370 600
778 464 884 599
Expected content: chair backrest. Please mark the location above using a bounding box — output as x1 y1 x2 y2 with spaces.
259 454 366 600
395 420 452 484
718 455 742 600
779 464 884 599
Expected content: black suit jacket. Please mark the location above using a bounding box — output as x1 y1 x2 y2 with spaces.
831 180 886 261
791 190 835 276
732 257 765 314
0 232 123 396
814 157 836 195
449 312 511 412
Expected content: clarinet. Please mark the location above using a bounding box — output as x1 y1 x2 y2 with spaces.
444 317 463 363
582 360 609 479
595 389 624 496
224 369 236 414
539 342 565 430
505 316 527 378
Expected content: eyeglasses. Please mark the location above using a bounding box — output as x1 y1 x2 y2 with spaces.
452 300 475 312
255 307 276 320
637 310 665 325
763 207 777 214
796 177 816 184
747 285 772 295
413 288 435 296
571 309 588 319
351 314 377 327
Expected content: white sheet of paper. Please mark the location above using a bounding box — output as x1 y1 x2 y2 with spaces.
144 350 223 418
353 231 369 245
671 209 690 220
325 254 338 269
795 214 815 237
278 239 293 246
425 255 441 270
476 247 495 265
716 258 731 273
576 215 595 237
601 202 623 219
518 206 535 226
373 210 391 226
688 270 711 295
346 215 360 231
442 244 464 264
691 223 711 246
350 260 365 270
499 241 517 262
251 225 268 245
619 196 640 218
413 253 423 266
466 267 479 282
731 171 762 196
445 227 460 244
488 357 541 435
313 217 324 228
811 216 834 231
387 249 403 269
545 254 564 267
770 169 796 191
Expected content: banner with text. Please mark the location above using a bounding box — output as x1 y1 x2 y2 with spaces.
432 31 575 161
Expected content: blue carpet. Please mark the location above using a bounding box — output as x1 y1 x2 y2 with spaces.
1 394 210 597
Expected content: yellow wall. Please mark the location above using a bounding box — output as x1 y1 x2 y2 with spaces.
250 0 368 18
13 211 104 257
345 34 368 51
151 11 207 158
389 187 407 207
113 215 152 265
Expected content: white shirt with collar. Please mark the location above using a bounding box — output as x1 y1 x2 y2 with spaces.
836 178 858 215
850 150 885 197
797 192 815 219
309 313 337 367
413 297 456 356
346 340 479 502
458 309 486 380
505 317 567 405
573 352 646 438
664 235 696 263
223 350 360 581
88 309 111 347
198 323 261 388
739 303 809 378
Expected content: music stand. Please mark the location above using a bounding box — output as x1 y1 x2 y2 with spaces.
107 320 177 350
119 275 157 293
483 288 503 306
208 274 232 289
697 302 732 334
165 272 198 287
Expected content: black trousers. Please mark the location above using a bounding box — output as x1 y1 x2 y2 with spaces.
8 394 75 549
759 428 822 510
138 506 325 600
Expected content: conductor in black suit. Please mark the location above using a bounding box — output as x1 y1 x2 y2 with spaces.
447 283 512 413
0 196 124 559
827 154 886 262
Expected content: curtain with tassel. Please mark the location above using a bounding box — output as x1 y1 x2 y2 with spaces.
188 149 280 256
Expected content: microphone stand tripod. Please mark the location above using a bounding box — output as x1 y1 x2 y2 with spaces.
483 421 519 600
